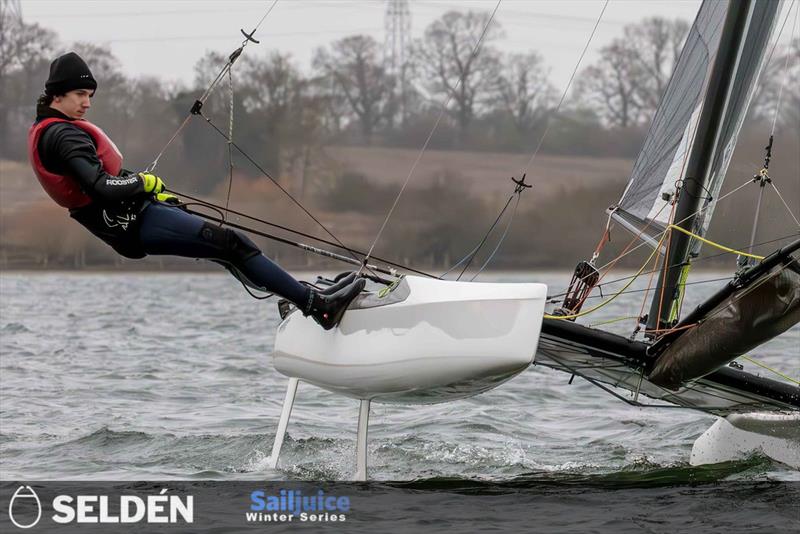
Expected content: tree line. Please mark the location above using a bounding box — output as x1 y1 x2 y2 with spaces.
3 8 797 168
1 6 798 270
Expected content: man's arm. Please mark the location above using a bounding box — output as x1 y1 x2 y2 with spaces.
38 123 146 203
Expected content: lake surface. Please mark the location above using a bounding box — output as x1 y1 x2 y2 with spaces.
1 270 798 531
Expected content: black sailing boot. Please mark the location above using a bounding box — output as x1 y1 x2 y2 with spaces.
304 277 366 330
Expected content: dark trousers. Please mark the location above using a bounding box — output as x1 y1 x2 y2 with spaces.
138 202 310 306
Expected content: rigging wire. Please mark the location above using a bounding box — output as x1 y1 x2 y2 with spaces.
544 177 775 308
440 177 529 281
520 0 609 177
742 1 799 258
169 190 437 278
470 193 523 281
762 3 800 229
577 178 754 288
546 232 800 302
359 0 503 273
568 3 800 325
439 190 517 279
579 276 735 302
145 0 280 174
768 0 798 137
440 0 607 280
188 113 375 276
770 182 800 227
140 0 369 275
457 194 517 280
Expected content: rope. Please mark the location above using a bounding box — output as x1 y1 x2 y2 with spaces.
633 232 664 331
574 199 671 313
587 315 639 328
360 0 503 273
594 179 753 275
544 228 667 320
579 276 735 302
667 224 765 259
644 322 697 336
546 233 799 302
655 199 679 330
741 355 800 386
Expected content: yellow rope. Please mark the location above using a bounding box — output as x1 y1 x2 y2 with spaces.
588 315 640 327
741 355 800 385
545 230 666 320
668 224 765 259
547 221 767 321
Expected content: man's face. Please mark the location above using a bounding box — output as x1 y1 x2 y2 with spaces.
51 89 93 119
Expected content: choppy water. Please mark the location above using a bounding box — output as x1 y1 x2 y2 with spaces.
1 270 797 488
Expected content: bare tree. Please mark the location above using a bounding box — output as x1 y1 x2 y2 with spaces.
625 17 689 111
493 52 554 135
308 72 349 136
412 10 503 139
577 41 644 128
242 52 309 180
242 52 298 125
314 35 393 144
577 17 688 128
0 8 57 158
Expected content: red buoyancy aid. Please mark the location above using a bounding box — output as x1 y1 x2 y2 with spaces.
28 117 124 209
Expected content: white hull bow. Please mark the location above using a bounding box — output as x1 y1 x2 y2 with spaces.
267 275 547 480
273 275 548 403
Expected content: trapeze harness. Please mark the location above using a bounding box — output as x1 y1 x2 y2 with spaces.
27 117 148 258
28 118 121 208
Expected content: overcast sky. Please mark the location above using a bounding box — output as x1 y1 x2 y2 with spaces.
20 0 716 91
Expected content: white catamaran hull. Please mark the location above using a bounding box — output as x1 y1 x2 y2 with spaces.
273 275 548 403
691 412 800 469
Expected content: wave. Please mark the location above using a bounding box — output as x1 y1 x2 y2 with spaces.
385 457 770 492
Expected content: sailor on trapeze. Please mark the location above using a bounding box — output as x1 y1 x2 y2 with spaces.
28 52 364 329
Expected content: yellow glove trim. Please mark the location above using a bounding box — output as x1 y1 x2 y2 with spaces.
139 172 165 194
155 192 180 204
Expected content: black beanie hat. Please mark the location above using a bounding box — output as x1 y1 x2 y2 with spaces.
45 52 97 96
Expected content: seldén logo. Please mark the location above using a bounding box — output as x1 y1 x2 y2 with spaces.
7 486 193 528
8 486 42 529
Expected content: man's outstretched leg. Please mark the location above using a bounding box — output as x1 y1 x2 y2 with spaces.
138 202 364 329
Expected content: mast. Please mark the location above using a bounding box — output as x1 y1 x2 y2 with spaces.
646 0 754 333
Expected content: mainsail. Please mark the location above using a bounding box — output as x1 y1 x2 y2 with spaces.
610 0 782 251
